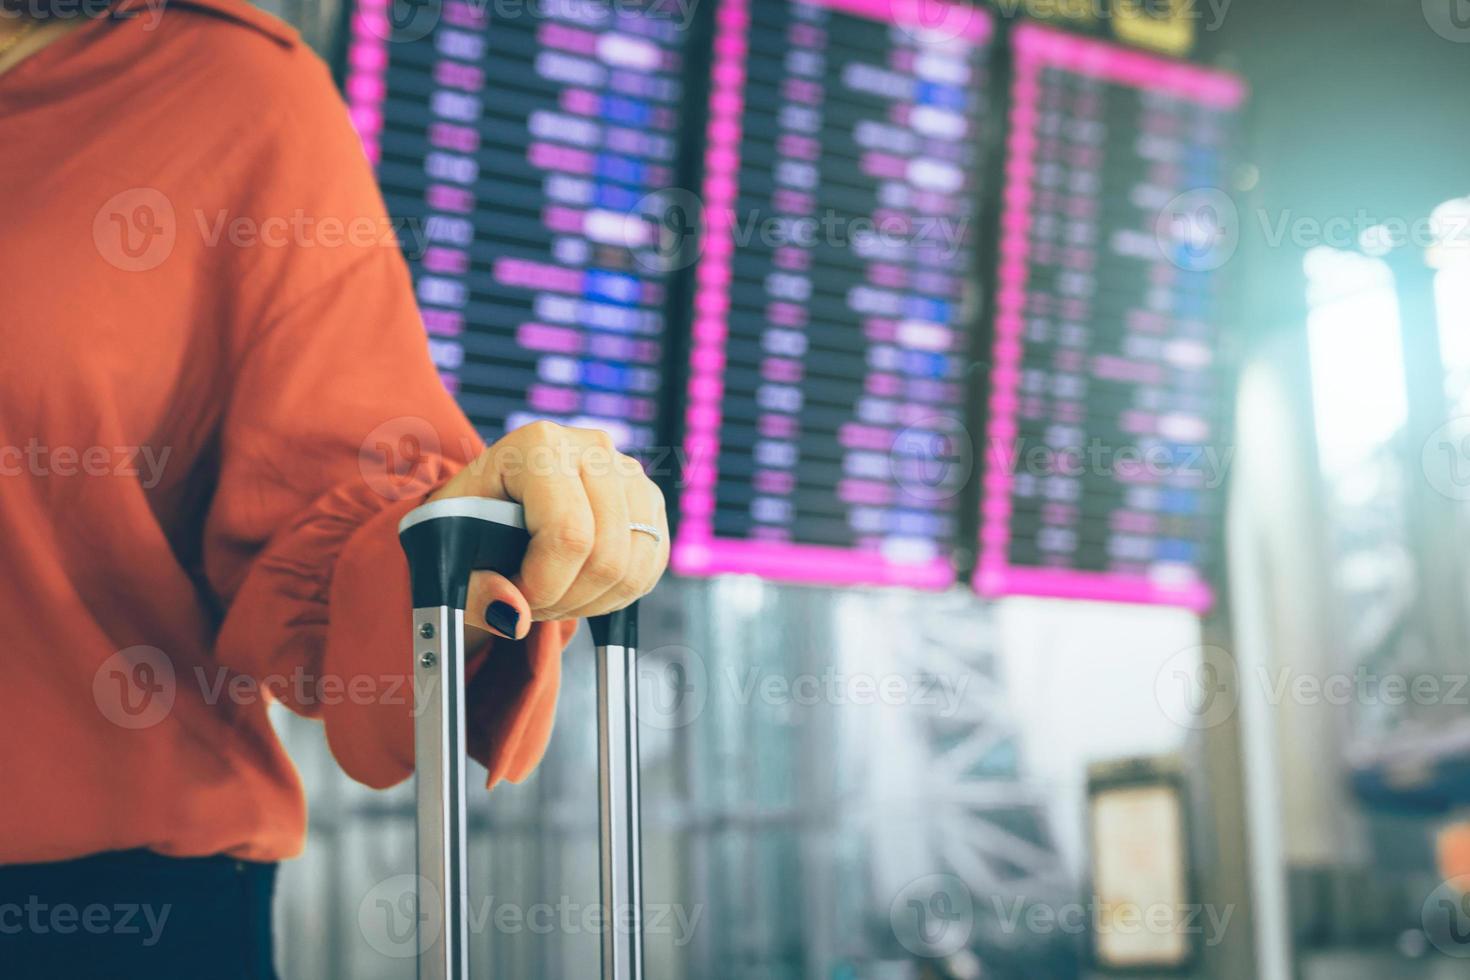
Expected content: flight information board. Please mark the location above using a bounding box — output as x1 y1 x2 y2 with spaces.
974 23 1245 611
673 0 993 587
343 0 688 450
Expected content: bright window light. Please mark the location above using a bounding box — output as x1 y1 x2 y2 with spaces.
1304 246 1408 476
1436 270 1470 413
1431 196 1470 413
1426 196 1470 272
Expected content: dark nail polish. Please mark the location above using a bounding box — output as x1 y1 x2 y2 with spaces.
484 600 521 638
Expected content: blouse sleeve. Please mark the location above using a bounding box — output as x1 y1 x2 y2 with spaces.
201 46 574 791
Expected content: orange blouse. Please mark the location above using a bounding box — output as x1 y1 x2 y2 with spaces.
0 0 574 863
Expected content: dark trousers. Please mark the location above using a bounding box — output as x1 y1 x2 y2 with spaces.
0 849 278 980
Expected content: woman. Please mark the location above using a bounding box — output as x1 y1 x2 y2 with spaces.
0 0 668 975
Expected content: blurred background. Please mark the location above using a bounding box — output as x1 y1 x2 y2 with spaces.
250 0 1470 975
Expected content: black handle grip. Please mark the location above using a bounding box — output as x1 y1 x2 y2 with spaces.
398 498 530 609
400 498 644 646
590 601 639 649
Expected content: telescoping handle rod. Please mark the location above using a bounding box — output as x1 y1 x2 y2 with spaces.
397 497 645 980
593 602 643 980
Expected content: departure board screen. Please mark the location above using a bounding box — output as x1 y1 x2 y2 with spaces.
673 0 993 587
974 23 1245 611
342 0 688 450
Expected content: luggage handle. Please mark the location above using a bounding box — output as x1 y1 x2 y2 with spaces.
399 496 645 980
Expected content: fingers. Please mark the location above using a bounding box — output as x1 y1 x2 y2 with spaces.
539 449 632 619
560 475 668 620
464 571 531 640
631 489 671 594
430 422 670 626
513 442 596 618
475 422 668 623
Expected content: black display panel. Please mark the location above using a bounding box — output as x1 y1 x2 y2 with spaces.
673 0 995 587
343 0 692 451
974 23 1246 611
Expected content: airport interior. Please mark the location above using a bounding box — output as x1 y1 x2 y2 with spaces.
263 0 1470 976
13 0 1470 977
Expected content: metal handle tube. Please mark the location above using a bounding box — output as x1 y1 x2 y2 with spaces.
399 498 531 980
413 606 470 980
400 499 646 980
596 639 644 980
593 603 644 980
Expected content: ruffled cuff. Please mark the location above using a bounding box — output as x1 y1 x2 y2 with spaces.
321 489 574 789
217 473 572 791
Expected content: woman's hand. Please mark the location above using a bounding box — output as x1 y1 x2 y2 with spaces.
428 421 669 639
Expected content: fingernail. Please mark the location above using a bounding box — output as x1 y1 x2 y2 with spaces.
484 601 521 639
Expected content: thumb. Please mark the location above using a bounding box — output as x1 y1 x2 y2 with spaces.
465 570 532 640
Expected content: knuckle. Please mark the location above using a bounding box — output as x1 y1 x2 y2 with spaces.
564 424 611 448
624 551 661 592
614 575 649 604
522 419 563 444
620 570 649 602
547 519 595 558
616 452 647 479
574 429 619 473
584 551 629 588
644 478 667 506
